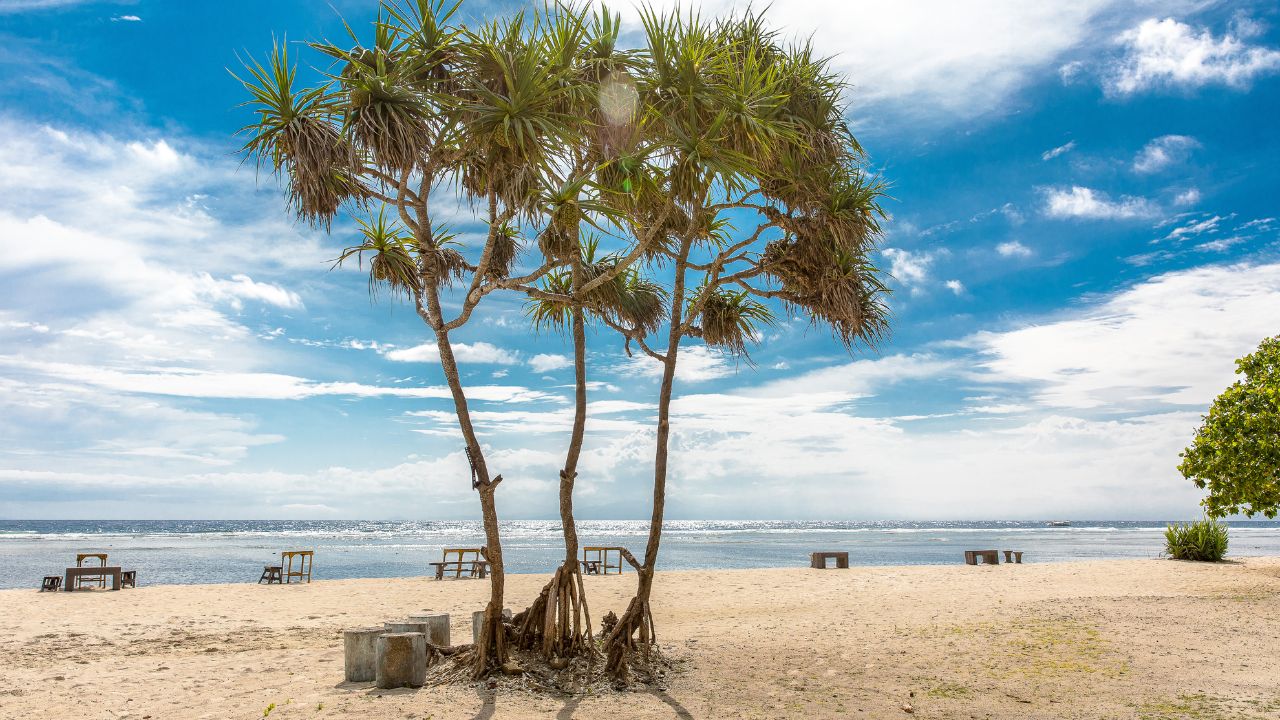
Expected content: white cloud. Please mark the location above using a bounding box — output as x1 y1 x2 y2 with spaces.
625 345 737 383
621 1 1146 124
1042 185 1157 220
1132 134 1199 174
1164 214 1223 242
111 15 141 22
1041 140 1076 161
882 247 950 296
528 353 572 373
383 341 520 365
944 279 965 295
996 240 1033 258
971 262 1280 410
1106 17 1280 95
1173 188 1201 206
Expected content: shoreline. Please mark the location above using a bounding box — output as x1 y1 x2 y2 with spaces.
4 557 1279 718
0 555 1251 593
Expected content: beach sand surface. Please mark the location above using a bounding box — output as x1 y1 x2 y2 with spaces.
2 558 1279 719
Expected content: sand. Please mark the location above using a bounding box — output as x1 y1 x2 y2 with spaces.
2 558 1279 719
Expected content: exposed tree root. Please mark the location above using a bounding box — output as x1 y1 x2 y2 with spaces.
512 560 596 663
469 601 509 679
602 588 658 680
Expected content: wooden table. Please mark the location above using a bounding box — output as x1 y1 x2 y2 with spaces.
64 566 122 591
964 549 1000 565
810 551 849 569
280 550 313 583
437 548 484 579
582 546 626 575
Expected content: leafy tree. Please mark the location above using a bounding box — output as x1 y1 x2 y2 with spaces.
513 239 665 659
1179 335 1280 519
234 1 636 676
548 9 893 679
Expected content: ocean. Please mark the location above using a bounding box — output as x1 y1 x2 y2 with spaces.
3 519 1279 590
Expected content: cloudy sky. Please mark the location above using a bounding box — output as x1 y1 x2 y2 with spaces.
0 0 1277 521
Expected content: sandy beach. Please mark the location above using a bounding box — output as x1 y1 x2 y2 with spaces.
2 558 1279 719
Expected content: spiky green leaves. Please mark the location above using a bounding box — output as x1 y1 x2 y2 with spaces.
333 208 419 299
695 289 774 357
234 39 360 228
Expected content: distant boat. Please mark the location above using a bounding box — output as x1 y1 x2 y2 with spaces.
1047 520 1071 527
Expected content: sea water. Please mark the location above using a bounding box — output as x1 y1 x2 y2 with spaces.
3 519 1279 589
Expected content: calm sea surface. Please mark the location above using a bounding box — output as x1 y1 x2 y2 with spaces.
2 519 1279 590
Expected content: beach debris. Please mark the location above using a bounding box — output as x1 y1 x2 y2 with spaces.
900 701 914 713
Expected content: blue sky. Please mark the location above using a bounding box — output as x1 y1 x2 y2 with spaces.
1 0 1278 520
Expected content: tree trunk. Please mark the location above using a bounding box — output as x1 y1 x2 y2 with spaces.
513 265 594 660
426 289 508 678
603 239 690 679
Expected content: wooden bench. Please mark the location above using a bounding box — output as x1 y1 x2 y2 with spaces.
428 560 489 580
259 565 282 584
430 548 485 580
41 576 62 592
582 546 625 575
64 566 122 591
810 551 849 569
964 550 1000 565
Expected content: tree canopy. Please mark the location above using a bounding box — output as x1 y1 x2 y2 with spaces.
1179 335 1280 518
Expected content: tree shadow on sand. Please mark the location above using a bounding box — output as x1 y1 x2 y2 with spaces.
556 690 693 719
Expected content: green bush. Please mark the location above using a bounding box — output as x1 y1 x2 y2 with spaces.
1164 518 1229 561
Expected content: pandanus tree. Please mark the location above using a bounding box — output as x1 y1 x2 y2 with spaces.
513 239 665 660
234 1 635 676
576 10 892 679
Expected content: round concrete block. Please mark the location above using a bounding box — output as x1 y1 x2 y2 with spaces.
385 621 428 636
407 613 450 646
342 627 383 682
375 632 426 689
471 609 513 644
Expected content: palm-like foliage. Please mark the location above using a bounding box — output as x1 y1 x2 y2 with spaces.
233 39 361 228
332 208 418 299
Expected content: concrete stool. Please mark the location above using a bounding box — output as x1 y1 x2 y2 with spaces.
406 613 450 646
385 621 429 636
471 609 513 644
343 627 384 682
375 632 426 689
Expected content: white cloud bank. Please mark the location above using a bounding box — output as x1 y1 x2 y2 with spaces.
1042 186 1157 220
1106 17 1280 95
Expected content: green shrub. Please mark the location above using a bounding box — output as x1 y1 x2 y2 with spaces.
1164 518 1229 561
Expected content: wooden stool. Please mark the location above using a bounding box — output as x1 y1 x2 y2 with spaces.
121 570 136 588
1013 552 1024 564
259 565 283 584
41 576 62 592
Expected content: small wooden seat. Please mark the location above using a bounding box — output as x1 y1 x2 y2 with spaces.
428 560 489 580
121 570 136 588
41 576 62 592
259 565 283 584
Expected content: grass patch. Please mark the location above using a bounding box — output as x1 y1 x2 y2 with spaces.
926 682 972 699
